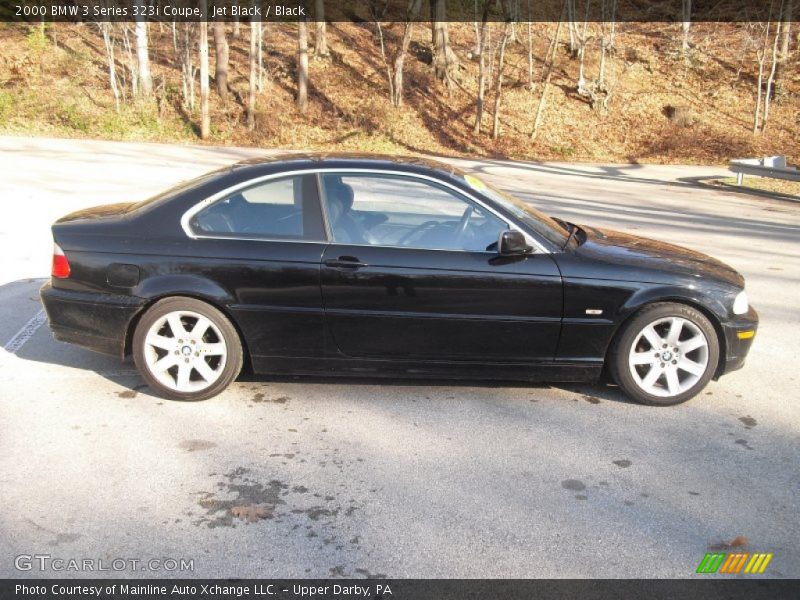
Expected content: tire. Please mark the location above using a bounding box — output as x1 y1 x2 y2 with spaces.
609 302 720 406
132 297 243 401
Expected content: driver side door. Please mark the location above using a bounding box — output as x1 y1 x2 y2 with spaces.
319 172 563 362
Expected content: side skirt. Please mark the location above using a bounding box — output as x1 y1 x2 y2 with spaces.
250 356 602 384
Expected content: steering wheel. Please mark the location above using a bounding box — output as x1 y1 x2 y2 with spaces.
397 220 440 246
454 206 474 245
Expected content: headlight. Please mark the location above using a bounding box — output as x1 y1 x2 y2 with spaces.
733 290 749 315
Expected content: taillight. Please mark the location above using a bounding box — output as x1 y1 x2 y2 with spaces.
52 243 71 279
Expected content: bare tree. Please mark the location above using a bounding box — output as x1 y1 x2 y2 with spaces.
531 14 565 138
98 23 121 111
575 0 590 95
492 19 512 139
779 0 792 60
431 0 459 83
199 9 210 138
258 24 266 92
133 0 153 96
248 19 257 130
121 24 136 98
178 23 197 111
213 21 229 101
297 20 309 112
682 0 691 55
375 0 423 107
314 0 329 58
762 5 784 132
473 1 491 133
526 4 534 90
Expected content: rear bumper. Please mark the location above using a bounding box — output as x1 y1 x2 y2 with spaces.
718 306 758 377
40 282 145 357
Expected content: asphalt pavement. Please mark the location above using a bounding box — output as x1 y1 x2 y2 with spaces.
0 136 797 578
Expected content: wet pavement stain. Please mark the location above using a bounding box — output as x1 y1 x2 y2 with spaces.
739 416 757 429
735 438 754 450
355 567 388 578
575 494 588 501
252 393 291 404
688 491 701 496
561 479 586 492
582 395 602 404
195 469 287 528
179 440 217 452
117 384 147 399
613 459 632 468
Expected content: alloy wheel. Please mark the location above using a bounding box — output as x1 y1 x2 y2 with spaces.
628 316 710 398
142 310 228 393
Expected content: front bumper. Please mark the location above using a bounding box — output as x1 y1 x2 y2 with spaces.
40 282 146 357
717 306 758 377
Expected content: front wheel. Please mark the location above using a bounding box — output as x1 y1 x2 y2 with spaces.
132 297 243 401
610 303 719 406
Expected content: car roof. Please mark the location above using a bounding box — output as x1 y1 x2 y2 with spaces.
229 151 469 179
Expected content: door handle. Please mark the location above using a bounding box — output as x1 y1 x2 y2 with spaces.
323 256 368 269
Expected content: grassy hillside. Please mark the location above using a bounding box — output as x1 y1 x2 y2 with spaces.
0 21 797 164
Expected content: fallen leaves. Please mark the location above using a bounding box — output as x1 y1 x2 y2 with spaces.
708 535 749 551
231 505 273 522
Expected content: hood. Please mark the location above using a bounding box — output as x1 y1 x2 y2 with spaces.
566 226 744 288
55 202 136 224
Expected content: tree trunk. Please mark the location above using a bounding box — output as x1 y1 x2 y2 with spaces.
492 21 511 140
431 0 458 83
297 20 309 112
99 23 121 111
473 6 490 133
199 13 210 139
763 18 782 132
682 0 691 54
133 2 152 96
314 0 329 58
526 16 533 90
532 17 564 138
213 21 229 101
248 20 257 130
779 0 792 60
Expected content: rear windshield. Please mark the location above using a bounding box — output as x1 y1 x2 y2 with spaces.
127 167 231 214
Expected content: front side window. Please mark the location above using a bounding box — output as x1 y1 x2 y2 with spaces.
190 174 325 241
320 173 508 252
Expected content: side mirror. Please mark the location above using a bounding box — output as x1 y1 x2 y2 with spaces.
498 230 532 256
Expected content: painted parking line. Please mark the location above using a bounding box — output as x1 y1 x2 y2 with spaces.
3 309 46 354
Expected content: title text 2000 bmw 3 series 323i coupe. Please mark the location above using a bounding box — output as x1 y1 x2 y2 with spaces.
40 154 758 405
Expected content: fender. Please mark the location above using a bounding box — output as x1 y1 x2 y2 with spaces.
133 274 236 307
619 284 729 324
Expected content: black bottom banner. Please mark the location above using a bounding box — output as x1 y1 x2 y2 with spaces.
3 579 800 600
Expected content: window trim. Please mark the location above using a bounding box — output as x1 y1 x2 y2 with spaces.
181 168 549 253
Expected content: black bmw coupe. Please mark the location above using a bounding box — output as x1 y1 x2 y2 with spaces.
40 153 757 405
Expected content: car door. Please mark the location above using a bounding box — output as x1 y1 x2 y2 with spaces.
184 172 327 359
318 171 563 362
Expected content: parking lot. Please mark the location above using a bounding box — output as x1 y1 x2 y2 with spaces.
0 136 798 578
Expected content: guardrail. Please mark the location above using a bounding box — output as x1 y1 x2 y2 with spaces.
729 156 800 186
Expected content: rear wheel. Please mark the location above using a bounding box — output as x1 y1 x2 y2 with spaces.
132 297 243 401
610 303 719 406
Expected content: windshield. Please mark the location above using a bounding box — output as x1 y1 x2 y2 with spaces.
462 173 569 248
